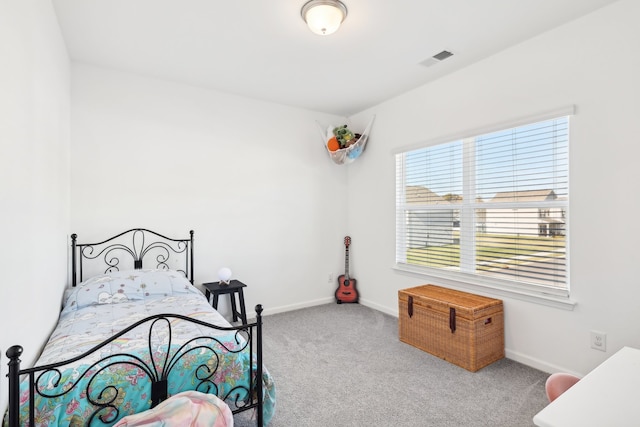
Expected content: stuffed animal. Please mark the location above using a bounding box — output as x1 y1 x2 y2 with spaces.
332 125 358 148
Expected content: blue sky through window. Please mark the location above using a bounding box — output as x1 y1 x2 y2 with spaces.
405 117 569 201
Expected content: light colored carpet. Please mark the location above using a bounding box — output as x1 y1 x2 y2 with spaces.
236 303 550 426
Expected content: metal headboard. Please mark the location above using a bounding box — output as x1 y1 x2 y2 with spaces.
71 228 194 286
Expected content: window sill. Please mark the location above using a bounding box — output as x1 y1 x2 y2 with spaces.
393 264 576 311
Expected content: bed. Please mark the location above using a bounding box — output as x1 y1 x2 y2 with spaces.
4 228 275 427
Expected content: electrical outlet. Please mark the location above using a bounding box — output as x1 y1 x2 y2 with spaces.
328 273 333 283
590 331 606 352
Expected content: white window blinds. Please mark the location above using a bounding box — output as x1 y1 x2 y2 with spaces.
396 114 570 293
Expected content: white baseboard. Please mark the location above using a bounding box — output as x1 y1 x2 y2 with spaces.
253 297 573 376
358 298 397 317
259 297 393 318
505 349 581 377
361 299 579 376
251 297 334 318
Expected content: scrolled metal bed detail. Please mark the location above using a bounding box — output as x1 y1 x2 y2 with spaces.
6 309 264 427
5 229 271 426
71 228 195 286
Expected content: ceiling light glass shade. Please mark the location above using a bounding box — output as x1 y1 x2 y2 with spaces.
301 0 347 36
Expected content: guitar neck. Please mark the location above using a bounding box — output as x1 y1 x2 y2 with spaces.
344 246 350 280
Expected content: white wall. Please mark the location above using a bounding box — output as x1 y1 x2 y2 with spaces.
348 0 640 375
70 64 348 319
0 0 70 411
3 2 637 412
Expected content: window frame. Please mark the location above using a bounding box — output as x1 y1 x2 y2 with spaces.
393 107 575 310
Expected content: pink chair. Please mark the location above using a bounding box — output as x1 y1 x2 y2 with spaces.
545 372 581 402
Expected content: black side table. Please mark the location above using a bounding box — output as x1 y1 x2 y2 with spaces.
202 279 248 325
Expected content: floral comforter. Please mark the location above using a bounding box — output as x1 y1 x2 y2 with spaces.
9 269 275 426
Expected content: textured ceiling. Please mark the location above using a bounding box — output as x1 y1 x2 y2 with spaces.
52 0 619 116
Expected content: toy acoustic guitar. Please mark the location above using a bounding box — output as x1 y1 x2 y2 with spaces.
335 236 358 304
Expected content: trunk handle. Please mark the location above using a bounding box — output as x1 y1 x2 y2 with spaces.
449 307 456 333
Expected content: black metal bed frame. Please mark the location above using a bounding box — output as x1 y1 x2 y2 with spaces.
5 229 265 427
71 228 195 287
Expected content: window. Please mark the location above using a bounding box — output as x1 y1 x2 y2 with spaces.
395 113 570 297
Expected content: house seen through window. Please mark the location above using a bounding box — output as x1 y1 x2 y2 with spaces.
395 115 569 295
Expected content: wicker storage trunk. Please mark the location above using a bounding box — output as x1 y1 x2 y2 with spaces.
398 284 504 372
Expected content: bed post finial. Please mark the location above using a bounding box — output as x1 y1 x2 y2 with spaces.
71 233 78 287
255 304 264 426
189 230 194 284
7 345 23 427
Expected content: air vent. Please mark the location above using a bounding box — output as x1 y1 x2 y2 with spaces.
419 50 454 67
433 50 453 61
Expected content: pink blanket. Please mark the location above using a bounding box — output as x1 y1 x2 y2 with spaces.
113 391 234 427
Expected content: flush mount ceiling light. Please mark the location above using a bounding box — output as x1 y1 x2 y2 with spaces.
301 0 348 36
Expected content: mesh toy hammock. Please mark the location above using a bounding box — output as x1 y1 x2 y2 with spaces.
319 116 375 165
